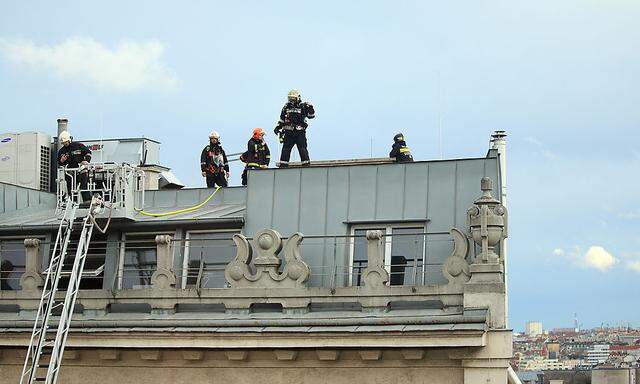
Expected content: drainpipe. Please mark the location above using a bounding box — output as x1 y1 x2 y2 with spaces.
490 130 508 327
507 366 523 384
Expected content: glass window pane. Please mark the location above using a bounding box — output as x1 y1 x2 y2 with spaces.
121 234 160 289
390 227 424 285
0 240 27 291
59 232 108 290
186 232 238 288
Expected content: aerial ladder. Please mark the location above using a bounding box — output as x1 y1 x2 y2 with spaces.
19 163 133 384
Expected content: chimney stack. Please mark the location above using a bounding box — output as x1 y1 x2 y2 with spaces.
57 118 68 137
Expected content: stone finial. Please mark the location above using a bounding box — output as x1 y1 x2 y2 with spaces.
361 230 389 288
467 177 508 264
225 229 310 288
442 228 471 285
151 235 176 289
20 238 44 291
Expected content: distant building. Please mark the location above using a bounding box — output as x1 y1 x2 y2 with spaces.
587 345 611 366
526 321 544 337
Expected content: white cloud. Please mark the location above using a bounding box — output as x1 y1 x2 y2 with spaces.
552 248 565 256
0 37 178 91
627 261 640 273
582 246 618 272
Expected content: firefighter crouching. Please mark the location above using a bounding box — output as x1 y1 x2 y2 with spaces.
57 130 92 202
389 133 414 163
200 130 229 188
274 89 315 167
241 128 270 186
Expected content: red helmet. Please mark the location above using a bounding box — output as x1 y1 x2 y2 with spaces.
252 128 265 139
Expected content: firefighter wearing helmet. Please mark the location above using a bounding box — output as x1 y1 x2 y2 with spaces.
240 128 270 186
274 89 315 167
57 130 92 202
389 133 414 163
200 130 229 188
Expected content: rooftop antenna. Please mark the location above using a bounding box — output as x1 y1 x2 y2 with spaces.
99 113 104 163
370 137 373 158
437 70 443 160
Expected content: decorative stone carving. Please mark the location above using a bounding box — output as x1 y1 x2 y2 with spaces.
442 228 471 284
20 238 44 291
151 235 176 289
225 229 310 288
467 177 508 264
361 230 389 288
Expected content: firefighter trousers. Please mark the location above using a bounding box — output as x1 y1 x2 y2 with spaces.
279 130 309 165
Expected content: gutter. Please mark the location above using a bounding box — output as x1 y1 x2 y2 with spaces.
0 314 488 329
0 217 245 234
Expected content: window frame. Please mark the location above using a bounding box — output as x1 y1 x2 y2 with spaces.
0 236 45 291
117 231 171 290
181 229 241 289
348 223 426 286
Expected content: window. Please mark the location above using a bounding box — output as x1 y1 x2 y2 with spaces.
0 240 27 291
349 225 425 286
58 232 107 290
118 233 165 289
182 231 239 288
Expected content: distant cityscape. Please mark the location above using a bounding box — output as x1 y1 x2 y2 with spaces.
513 319 640 383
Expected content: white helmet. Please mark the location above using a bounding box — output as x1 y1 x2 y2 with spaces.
209 130 220 140
287 89 300 101
59 131 71 144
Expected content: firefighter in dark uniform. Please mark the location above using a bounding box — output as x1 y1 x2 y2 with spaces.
274 89 315 167
241 128 270 186
389 133 414 163
200 130 229 188
57 130 92 202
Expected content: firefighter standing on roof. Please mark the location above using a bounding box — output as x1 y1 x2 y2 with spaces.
389 133 414 163
57 130 92 202
200 131 229 188
274 89 315 167
241 128 270 186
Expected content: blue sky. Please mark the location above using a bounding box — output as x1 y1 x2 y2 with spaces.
1 1 638 331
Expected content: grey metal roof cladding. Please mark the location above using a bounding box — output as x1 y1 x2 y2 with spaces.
0 185 247 231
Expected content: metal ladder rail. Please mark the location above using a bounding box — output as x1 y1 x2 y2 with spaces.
20 202 78 384
43 216 95 384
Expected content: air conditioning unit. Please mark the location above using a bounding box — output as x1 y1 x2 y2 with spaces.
0 132 53 191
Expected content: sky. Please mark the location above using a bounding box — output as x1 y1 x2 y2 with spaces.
0 1 638 331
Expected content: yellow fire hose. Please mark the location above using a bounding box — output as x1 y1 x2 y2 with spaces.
136 186 221 217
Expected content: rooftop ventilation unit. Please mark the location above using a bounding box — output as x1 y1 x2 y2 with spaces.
0 132 52 191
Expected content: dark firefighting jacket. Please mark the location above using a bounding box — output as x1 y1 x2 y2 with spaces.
200 143 229 174
57 142 92 168
389 141 414 163
277 100 315 130
243 138 270 168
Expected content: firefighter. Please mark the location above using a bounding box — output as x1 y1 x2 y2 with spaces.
389 133 414 163
57 130 92 202
274 89 315 167
241 128 270 186
200 131 229 188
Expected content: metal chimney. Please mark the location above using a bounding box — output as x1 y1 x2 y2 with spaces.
57 118 68 137
490 130 508 327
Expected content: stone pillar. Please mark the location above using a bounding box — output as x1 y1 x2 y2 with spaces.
464 178 508 328
20 239 44 291
361 230 388 288
151 235 176 289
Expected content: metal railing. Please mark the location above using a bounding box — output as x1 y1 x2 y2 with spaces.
56 163 144 213
0 232 462 292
